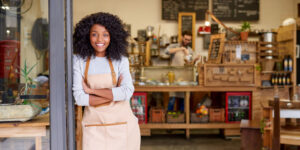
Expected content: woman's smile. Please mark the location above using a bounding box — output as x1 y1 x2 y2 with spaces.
90 24 110 57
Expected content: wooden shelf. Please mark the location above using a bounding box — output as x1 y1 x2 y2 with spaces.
139 123 240 129
259 47 277 50
259 85 293 89
134 85 256 92
260 42 277 45
260 53 279 56
261 71 292 74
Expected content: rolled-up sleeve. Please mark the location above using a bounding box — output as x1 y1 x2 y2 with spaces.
72 55 90 106
112 57 134 101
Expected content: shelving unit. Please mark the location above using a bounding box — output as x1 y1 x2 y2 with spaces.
135 86 252 138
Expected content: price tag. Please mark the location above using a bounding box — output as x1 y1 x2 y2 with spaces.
236 45 242 60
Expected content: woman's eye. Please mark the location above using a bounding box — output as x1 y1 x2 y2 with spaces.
103 33 109 37
91 33 97 37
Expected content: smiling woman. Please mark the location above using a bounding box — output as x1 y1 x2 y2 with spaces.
89 24 110 57
73 12 140 150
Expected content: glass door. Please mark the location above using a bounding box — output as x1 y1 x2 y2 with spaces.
225 92 252 123
0 0 74 150
0 0 50 149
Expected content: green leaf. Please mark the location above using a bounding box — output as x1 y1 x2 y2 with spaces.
27 63 38 75
24 60 27 74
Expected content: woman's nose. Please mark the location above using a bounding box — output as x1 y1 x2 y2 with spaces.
97 35 103 42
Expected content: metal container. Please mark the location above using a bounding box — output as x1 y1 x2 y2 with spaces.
262 32 276 42
146 26 154 37
265 56 273 59
265 50 273 54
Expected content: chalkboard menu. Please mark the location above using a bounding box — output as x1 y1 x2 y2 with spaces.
208 34 225 64
162 0 208 21
178 12 196 50
181 16 193 35
212 0 259 21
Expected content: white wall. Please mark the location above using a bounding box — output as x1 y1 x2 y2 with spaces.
74 0 296 56
20 0 48 82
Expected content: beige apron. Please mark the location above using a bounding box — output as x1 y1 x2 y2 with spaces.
82 57 140 150
171 50 185 66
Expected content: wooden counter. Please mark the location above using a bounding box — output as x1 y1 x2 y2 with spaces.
135 85 256 92
0 114 49 150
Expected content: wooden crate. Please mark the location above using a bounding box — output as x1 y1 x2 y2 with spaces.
209 108 225 122
149 108 165 123
166 112 185 123
190 113 209 123
204 64 255 86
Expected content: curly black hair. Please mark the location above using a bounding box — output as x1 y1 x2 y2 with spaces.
73 12 129 60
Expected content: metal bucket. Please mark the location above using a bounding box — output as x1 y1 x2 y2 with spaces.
263 32 276 42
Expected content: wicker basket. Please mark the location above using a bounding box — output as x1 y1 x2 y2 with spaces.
191 113 209 123
261 60 275 71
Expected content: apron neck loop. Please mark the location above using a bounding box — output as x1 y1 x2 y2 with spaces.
84 56 117 86
108 58 117 86
84 56 91 84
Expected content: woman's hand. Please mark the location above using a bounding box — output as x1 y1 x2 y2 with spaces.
82 80 94 94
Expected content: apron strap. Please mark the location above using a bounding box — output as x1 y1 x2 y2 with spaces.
84 56 91 83
108 58 117 86
84 56 117 86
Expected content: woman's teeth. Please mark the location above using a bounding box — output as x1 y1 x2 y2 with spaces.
96 43 104 47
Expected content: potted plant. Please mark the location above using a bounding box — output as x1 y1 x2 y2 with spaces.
240 21 251 41
0 60 42 122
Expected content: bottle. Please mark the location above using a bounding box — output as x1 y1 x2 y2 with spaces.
271 74 275 85
286 74 291 85
282 73 286 85
278 73 282 85
274 73 278 85
288 55 293 72
284 55 289 71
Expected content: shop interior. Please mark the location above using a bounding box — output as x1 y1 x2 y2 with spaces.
0 0 300 150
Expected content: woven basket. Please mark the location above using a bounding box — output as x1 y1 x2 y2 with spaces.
261 60 275 71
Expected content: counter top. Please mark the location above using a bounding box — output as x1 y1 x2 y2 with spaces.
134 85 256 92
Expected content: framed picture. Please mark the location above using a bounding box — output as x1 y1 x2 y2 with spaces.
208 33 225 63
178 12 196 50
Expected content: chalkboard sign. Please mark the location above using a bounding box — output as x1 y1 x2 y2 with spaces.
178 12 195 50
212 0 259 21
162 0 208 21
208 34 225 64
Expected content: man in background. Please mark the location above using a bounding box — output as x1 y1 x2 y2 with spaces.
165 31 199 111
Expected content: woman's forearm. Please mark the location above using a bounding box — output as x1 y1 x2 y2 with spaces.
89 94 112 106
90 88 113 100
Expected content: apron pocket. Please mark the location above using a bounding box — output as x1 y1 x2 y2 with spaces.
84 122 128 150
105 122 128 150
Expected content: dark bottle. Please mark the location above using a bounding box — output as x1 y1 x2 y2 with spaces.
284 55 289 71
286 74 291 85
288 55 293 72
282 73 286 85
274 73 278 85
271 74 275 85
278 73 282 85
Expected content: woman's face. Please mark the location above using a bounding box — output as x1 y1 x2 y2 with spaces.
89 24 110 57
